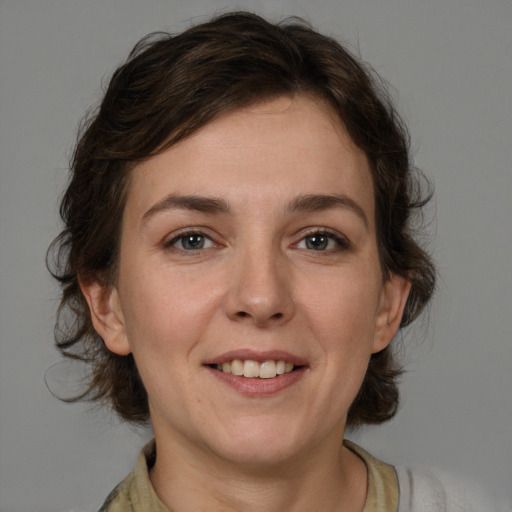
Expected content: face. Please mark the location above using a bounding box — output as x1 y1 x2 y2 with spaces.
84 95 409 468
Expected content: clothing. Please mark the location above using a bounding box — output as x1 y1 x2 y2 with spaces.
98 440 497 512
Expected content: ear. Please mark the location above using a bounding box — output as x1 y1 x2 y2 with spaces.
79 278 132 356
372 273 411 354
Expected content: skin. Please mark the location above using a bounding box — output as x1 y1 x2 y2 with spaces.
82 95 410 512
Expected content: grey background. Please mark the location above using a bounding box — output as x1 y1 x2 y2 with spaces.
1 0 511 510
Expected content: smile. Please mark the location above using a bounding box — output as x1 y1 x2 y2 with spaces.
214 359 295 379
204 351 308 394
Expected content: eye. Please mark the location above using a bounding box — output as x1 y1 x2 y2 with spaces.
296 231 349 252
167 232 216 251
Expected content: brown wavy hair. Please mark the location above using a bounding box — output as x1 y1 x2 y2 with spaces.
48 12 435 426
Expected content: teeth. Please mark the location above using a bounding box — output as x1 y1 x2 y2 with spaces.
215 359 296 378
259 361 276 379
231 360 243 376
243 360 260 378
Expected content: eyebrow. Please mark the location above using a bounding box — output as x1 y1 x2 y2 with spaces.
142 194 231 224
287 194 369 229
142 192 369 229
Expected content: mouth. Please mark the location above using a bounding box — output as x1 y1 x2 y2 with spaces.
203 351 308 394
210 359 297 379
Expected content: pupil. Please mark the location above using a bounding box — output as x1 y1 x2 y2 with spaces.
307 235 328 250
183 235 204 250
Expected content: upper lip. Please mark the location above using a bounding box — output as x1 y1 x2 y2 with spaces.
203 349 308 366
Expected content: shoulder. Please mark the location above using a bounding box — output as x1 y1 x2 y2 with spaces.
98 475 136 512
97 439 170 512
345 441 507 512
344 440 399 511
395 465 507 512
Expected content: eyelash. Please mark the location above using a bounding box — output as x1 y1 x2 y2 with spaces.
163 228 350 254
296 229 351 253
163 230 217 252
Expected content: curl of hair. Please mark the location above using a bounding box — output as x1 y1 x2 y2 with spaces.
48 12 435 426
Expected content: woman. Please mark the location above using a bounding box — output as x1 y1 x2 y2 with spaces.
49 12 445 511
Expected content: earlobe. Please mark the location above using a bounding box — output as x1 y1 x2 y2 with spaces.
78 277 132 356
372 274 412 354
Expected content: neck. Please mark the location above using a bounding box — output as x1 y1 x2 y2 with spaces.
149 428 367 512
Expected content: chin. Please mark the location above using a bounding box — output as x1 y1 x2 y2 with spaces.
217 442 302 470
206 419 315 469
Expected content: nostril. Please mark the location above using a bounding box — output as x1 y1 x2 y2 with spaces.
234 310 284 321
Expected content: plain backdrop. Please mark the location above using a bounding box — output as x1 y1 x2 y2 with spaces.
1 0 511 510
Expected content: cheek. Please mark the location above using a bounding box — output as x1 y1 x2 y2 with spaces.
295 274 382 423
299 269 382 353
117 272 220 405
119 264 223 356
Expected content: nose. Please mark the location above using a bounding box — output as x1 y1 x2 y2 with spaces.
224 244 295 327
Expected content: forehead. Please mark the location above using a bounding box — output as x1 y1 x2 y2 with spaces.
125 95 374 222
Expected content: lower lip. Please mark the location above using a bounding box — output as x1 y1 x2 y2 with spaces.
205 366 307 396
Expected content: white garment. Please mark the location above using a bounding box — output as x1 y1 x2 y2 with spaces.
395 465 509 512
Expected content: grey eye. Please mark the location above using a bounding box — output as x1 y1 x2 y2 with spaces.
307 235 329 250
300 234 335 251
296 231 349 252
174 234 214 250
